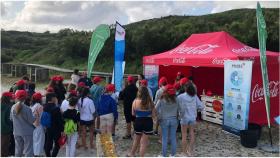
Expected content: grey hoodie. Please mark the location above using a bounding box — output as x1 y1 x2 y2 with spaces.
177 93 204 121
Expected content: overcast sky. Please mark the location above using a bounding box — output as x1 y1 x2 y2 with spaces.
1 0 279 33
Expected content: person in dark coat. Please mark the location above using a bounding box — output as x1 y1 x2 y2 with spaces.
119 76 138 139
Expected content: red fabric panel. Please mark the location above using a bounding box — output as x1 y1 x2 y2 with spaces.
249 63 280 125
158 65 192 85
192 67 224 96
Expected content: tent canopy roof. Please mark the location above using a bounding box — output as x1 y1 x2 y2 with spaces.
143 31 279 67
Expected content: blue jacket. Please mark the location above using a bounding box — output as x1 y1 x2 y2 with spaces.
97 94 118 120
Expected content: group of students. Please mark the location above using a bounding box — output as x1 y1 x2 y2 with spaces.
1 71 118 157
1 70 204 157
125 72 204 157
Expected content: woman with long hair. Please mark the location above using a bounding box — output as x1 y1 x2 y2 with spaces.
127 87 155 157
156 84 179 156
78 87 95 150
177 83 204 156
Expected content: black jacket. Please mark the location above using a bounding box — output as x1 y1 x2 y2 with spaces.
119 84 138 108
43 103 64 133
63 109 80 123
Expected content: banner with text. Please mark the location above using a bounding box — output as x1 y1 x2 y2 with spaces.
223 60 253 135
144 65 159 97
114 22 126 92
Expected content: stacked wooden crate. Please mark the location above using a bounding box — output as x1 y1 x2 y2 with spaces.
201 95 224 125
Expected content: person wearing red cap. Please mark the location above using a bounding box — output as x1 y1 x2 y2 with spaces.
97 84 118 134
177 83 204 156
10 90 35 157
30 92 45 156
90 76 104 132
178 77 189 95
155 84 179 157
119 76 138 139
140 79 153 101
153 76 168 136
48 75 67 105
1 92 14 157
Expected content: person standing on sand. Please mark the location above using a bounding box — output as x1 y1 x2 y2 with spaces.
78 88 95 150
98 84 118 134
43 93 64 157
63 97 80 157
127 87 155 157
156 84 179 157
1 92 14 157
10 90 35 157
177 83 204 156
31 92 45 156
90 76 104 132
153 77 168 137
119 76 138 139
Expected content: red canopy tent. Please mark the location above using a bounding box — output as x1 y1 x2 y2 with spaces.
143 31 279 125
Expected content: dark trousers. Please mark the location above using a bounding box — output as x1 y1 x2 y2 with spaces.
1 134 11 157
9 134 15 156
44 130 60 157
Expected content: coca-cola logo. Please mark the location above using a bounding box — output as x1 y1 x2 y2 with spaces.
212 58 230 65
251 81 279 103
232 46 258 54
169 44 219 55
173 57 185 64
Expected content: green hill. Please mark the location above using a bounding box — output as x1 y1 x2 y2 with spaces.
1 8 279 74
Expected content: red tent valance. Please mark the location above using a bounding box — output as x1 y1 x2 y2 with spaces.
143 31 279 67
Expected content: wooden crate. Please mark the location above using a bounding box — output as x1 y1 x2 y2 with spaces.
201 95 223 125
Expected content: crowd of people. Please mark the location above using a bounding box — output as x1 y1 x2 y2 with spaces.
1 69 205 157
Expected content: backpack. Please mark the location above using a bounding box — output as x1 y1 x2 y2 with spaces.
64 119 77 135
41 107 55 128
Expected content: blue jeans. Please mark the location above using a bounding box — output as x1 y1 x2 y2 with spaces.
160 118 178 157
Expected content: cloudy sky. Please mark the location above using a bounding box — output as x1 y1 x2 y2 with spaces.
1 0 279 33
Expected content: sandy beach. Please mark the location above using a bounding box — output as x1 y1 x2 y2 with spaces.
1 76 279 157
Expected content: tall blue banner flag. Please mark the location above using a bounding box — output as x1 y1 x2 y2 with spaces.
114 22 126 92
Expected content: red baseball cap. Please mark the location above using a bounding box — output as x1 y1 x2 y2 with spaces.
180 77 188 86
57 75 64 81
106 84 115 92
78 82 86 87
32 92 42 101
174 82 181 90
93 76 102 84
165 84 176 95
51 76 59 81
2 92 14 99
127 76 134 83
140 79 148 87
15 90 27 100
16 80 26 86
159 77 168 86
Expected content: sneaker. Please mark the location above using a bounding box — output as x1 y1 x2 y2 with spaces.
112 133 115 137
122 135 132 139
153 131 158 136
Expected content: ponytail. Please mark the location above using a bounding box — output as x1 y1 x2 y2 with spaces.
80 87 90 108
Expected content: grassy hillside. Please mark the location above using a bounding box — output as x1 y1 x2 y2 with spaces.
1 8 279 74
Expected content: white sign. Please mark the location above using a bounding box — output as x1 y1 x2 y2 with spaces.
169 44 219 55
